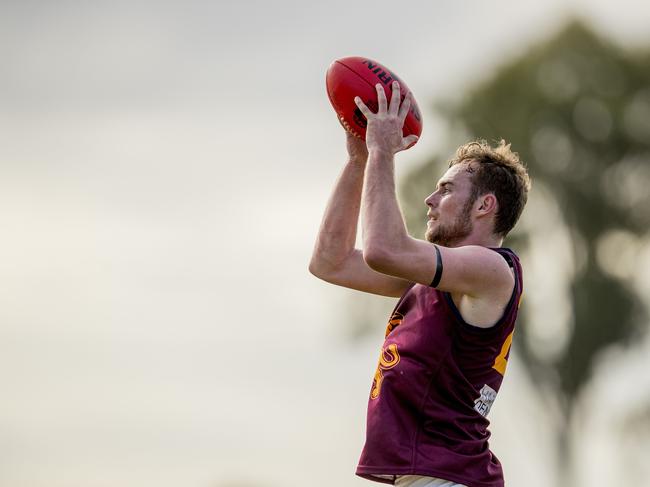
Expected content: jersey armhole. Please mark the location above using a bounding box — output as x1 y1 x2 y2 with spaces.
442 249 520 333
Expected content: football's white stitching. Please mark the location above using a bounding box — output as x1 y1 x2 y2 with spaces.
339 116 362 139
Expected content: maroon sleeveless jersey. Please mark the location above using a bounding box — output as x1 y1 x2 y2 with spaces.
356 248 523 487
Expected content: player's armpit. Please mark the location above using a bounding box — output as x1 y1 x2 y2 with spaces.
363 239 514 298
309 249 413 298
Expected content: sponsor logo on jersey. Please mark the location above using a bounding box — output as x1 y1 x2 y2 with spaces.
474 384 497 417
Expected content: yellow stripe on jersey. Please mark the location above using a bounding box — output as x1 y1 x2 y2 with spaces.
492 331 514 376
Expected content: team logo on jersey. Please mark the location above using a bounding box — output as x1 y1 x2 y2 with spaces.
385 311 404 337
370 344 400 400
474 384 497 417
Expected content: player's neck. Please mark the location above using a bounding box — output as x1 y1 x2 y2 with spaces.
453 232 503 249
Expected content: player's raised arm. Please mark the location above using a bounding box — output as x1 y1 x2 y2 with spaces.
308 132 412 298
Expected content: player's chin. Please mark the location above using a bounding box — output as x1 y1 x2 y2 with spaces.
424 228 436 244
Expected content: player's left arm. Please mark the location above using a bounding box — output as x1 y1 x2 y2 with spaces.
356 83 513 297
360 147 513 296
363 235 513 298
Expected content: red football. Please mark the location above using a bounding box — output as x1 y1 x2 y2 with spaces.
325 56 423 143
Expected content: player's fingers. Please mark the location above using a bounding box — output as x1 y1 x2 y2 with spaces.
354 96 373 118
375 83 387 113
398 93 412 122
389 81 400 116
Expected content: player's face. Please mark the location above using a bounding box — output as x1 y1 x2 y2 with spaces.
424 163 477 247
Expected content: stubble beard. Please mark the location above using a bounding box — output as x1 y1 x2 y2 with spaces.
425 196 475 247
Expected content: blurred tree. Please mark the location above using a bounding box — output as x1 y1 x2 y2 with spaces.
398 21 650 485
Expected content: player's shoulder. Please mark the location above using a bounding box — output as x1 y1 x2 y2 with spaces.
435 244 515 297
487 246 519 263
441 244 514 265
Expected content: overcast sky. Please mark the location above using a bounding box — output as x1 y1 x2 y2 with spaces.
1 1 650 486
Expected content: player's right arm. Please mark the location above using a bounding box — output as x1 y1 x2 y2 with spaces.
309 132 413 298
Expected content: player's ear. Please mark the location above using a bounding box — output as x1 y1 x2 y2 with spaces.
476 193 498 216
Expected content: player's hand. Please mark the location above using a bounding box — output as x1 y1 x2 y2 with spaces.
354 81 418 156
345 130 368 164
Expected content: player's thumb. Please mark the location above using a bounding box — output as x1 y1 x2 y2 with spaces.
401 135 419 151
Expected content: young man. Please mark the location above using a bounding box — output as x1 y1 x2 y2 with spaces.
309 82 531 487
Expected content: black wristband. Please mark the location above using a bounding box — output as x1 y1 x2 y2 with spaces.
430 245 443 288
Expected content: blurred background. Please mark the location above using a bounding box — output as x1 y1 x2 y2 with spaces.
1 1 649 486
